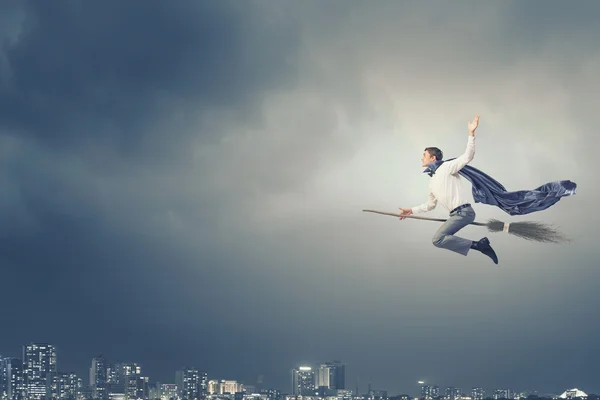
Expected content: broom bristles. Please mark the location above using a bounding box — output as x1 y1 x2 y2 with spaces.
485 218 569 243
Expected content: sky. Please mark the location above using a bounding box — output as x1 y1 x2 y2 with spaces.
1 0 599 395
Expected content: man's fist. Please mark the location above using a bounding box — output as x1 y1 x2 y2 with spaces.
398 207 413 220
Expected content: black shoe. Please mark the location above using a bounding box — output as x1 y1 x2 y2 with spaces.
474 237 498 264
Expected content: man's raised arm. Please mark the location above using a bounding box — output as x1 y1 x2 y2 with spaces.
444 114 479 175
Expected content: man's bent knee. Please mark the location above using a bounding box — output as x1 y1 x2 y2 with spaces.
432 235 445 248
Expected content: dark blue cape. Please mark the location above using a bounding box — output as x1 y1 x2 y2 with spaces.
424 159 577 216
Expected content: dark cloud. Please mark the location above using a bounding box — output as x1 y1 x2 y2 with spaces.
0 0 298 160
0 0 301 385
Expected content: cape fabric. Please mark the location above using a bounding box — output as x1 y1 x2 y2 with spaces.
424 159 577 216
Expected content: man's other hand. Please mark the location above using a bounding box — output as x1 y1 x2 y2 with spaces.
398 207 413 220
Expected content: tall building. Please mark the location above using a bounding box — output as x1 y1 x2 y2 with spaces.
421 385 440 400
158 384 179 400
0 355 3 399
23 343 57 400
291 366 315 396
51 373 82 399
122 363 142 379
472 388 485 400
126 375 149 400
445 387 461 400
199 371 208 394
90 356 108 400
1 357 26 400
106 362 143 400
176 368 201 400
316 361 345 390
122 362 145 400
107 362 126 396
494 390 511 400
1 357 6 399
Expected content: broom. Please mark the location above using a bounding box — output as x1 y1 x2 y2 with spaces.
362 209 570 243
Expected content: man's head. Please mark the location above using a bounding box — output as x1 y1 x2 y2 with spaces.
422 147 443 167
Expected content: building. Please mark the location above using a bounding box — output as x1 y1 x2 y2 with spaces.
471 387 485 400
559 389 588 399
493 390 511 400
292 366 315 396
158 383 179 400
421 385 440 400
126 375 149 399
1 357 26 400
91 356 109 400
51 372 82 399
23 343 57 400
176 368 203 400
445 388 461 400
260 388 282 400
316 361 345 391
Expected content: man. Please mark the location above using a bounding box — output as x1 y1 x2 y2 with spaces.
398 115 499 264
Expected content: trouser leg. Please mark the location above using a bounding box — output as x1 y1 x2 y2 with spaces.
431 206 476 256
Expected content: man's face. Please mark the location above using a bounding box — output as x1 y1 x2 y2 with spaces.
421 150 436 167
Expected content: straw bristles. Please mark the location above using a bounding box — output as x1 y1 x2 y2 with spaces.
485 219 569 243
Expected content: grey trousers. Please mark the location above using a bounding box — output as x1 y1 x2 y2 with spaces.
431 205 476 256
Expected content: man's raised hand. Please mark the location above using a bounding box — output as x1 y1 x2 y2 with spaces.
468 114 480 134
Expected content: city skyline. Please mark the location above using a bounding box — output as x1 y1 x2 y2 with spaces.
1 0 599 396
1 344 596 398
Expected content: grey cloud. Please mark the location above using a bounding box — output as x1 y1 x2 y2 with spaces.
0 0 298 160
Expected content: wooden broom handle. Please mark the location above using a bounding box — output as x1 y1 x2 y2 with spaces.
362 209 488 226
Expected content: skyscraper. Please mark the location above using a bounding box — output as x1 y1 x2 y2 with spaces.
107 363 125 398
316 361 345 390
176 368 201 400
472 388 486 400
159 384 179 400
445 387 461 400
199 371 208 394
122 363 142 379
23 343 57 400
291 366 315 396
126 375 149 400
90 356 108 400
107 362 143 400
1 357 26 400
51 373 82 399
421 385 440 400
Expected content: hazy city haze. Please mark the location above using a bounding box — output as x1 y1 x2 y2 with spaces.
1 0 599 395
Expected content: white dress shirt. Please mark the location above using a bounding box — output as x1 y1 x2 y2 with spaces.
411 136 476 214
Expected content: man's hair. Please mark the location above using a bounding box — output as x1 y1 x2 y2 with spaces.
424 147 443 161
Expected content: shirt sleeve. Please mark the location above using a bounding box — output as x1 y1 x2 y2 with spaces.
443 135 476 175
411 189 437 214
